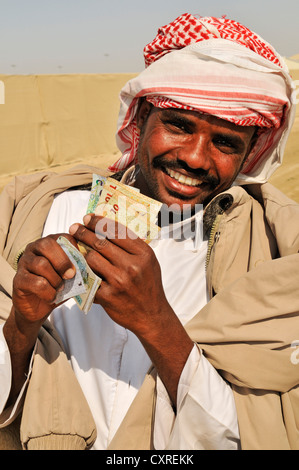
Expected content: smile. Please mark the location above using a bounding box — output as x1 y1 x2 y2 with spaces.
165 168 203 187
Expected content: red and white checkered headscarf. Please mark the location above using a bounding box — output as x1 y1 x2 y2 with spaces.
110 13 296 184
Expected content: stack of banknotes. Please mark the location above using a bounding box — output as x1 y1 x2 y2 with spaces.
55 235 102 314
55 174 162 313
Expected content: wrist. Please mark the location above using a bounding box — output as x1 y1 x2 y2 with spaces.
3 307 41 356
136 306 193 406
3 307 40 408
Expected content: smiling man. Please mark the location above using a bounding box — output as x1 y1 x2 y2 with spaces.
0 13 299 451
134 104 257 208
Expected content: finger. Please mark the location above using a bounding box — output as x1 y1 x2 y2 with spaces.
92 278 114 307
20 252 64 290
27 236 76 280
68 221 124 275
84 249 118 284
14 270 58 304
80 214 146 253
69 222 110 253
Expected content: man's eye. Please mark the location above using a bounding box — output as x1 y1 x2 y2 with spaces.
214 137 232 147
213 137 237 153
166 119 191 133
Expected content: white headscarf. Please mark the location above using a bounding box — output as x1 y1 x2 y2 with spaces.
110 14 296 185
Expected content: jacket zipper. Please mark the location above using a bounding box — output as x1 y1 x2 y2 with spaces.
205 213 222 270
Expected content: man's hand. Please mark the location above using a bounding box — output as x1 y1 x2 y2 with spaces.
70 214 194 406
70 215 169 335
3 234 77 407
12 234 76 323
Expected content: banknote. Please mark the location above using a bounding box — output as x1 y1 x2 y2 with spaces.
91 175 162 243
87 174 140 215
95 190 160 243
55 236 102 314
86 174 107 214
98 177 161 220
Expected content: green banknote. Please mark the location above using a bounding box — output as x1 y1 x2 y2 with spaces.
55 236 102 314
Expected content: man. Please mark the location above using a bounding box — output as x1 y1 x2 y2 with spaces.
0 13 298 450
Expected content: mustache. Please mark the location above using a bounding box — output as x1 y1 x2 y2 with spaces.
153 156 219 188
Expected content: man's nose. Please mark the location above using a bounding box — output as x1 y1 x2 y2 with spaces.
177 136 211 171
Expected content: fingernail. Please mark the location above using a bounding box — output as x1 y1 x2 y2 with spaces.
69 223 79 235
57 282 65 292
63 267 76 279
83 214 92 225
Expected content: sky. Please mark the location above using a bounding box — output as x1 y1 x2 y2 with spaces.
0 0 299 75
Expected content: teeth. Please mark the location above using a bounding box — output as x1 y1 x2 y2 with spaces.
166 168 202 187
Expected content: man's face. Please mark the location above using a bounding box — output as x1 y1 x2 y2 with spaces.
135 102 257 209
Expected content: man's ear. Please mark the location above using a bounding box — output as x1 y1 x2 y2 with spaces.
136 99 153 131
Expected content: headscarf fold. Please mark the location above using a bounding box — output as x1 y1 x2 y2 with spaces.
110 13 296 184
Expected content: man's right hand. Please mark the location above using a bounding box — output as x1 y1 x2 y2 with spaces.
12 234 76 323
3 234 76 407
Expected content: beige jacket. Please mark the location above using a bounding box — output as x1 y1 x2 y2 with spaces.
0 165 298 450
